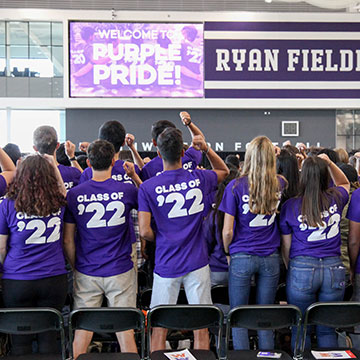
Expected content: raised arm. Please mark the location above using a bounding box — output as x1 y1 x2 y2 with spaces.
179 111 205 139
125 134 145 170
123 161 142 188
318 153 350 193
192 135 229 184
0 147 16 185
65 140 83 173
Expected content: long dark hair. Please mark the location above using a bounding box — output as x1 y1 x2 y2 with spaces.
299 156 340 227
277 149 299 203
212 167 240 239
7 155 66 216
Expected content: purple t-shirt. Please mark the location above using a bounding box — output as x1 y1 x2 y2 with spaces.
140 146 202 181
346 188 360 273
58 164 81 191
0 199 67 280
80 159 140 185
65 178 138 277
138 168 218 278
280 186 349 259
0 175 6 197
219 176 285 256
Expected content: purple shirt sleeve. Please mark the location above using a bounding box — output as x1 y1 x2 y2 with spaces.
79 168 92 184
219 179 237 216
347 188 360 222
183 146 202 168
279 199 292 235
64 191 76 223
0 175 7 197
138 185 151 213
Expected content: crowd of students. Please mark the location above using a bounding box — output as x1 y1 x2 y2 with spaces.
0 111 360 357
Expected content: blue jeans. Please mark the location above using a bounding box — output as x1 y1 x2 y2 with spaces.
287 256 346 350
229 251 280 350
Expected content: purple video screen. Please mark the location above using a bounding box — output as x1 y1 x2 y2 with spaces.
69 22 204 97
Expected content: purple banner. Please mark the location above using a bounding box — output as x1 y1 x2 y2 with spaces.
204 21 360 99
69 22 204 98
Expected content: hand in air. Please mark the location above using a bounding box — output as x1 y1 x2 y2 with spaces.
179 111 191 126
125 133 135 148
65 140 76 158
123 161 135 177
192 135 207 152
79 142 90 152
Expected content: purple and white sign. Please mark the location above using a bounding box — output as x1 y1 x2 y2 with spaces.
69 22 204 98
204 22 360 99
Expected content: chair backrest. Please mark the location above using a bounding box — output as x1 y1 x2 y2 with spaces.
69 307 145 359
226 305 302 357
147 305 224 358
0 307 66 359
301 302 360 353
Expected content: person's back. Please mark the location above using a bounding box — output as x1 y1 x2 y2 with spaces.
0 154 67 356
65 177 137 276
280 154 350 350
139 167 217 277
138 128 229 352
220 136 285 351
64 140 139 359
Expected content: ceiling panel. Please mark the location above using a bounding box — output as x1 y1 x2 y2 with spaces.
0 0 343 12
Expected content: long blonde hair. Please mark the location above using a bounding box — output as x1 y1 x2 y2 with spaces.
241 136 281 215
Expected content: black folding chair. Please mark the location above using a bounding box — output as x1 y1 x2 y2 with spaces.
147 304 223 360
0 307 66 360
301 302 360 360
226 304 302 360
69 308 145 360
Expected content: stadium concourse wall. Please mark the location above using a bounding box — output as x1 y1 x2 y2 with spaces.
65 109 336 152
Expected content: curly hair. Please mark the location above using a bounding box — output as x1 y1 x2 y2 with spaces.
7 155 66 216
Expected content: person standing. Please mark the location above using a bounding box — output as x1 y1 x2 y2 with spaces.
220 136 286 350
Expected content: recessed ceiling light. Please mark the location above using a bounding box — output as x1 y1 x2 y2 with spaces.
265 0 273 3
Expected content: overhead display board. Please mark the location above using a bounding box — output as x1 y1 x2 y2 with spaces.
69 21 204 97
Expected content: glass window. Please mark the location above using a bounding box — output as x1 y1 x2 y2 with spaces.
8 22 28 45
0 45 5 74
0 22 5 45
8 45 30 76
10 110 65 153
29 45 53 77
29 22 51 46
52 46 63 77
51 22 63 46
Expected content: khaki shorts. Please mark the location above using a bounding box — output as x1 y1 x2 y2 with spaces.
150 265 212 308
73 268 136 309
